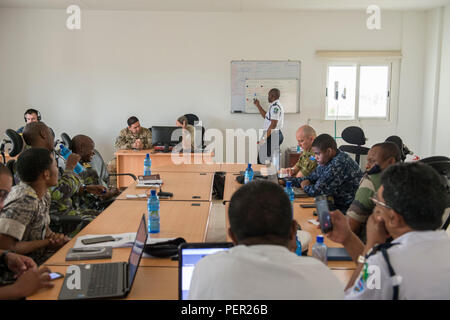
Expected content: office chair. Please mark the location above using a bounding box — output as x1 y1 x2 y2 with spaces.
0 129 24 164
60 132 73 149
385 135 413 162
90 149 137 188
184 113 200 126
420 156 450 230
183 114 206 150
338 126 370 165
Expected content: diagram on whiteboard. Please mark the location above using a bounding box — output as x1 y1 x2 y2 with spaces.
231 60 301 113
244 79 299 113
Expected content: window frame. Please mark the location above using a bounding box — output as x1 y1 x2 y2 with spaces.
324 58 398 122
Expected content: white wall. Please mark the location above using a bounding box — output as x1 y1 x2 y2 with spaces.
0 8 428 162
435 4 450 156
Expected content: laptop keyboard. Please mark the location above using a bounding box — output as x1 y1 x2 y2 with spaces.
87 263 120 297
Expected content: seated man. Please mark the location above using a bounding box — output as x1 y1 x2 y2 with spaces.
327 162 450 299
0 148 70 269
292 134 363 212
108 116 153 187
280 125 317 180
22 122 105 236
175 116 196 151
71 134 120 211
347 142 401 238
17 108 40 134
188 180 344 300
0 163 54 298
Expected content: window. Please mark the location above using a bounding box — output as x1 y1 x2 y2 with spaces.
325 63 391 120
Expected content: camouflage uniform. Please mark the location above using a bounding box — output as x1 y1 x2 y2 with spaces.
108 127 153 187
294 149 318 177
346 172 382 241
73 163 106 212
0 183 53 283
49 166 100 237
292 150 363 212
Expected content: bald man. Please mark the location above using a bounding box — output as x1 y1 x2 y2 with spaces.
71 135 120 212
22 123 103 236
281 125 318 180
254 88 285 165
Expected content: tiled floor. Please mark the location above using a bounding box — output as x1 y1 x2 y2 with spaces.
205 200 227 242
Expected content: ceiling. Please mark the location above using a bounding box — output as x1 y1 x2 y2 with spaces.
0 0 449 11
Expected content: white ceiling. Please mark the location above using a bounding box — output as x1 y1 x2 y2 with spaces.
0 0 449 11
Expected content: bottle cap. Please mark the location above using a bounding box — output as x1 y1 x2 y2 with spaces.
286 181 292 188
150 190 156 196
316 235 324 243
247 163 252 169
146 153 150 158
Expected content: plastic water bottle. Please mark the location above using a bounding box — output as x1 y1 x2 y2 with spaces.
297 145 302 153
284 181 301 255
147 190 160 233
244 163 254 184
284 181 295 203
312 235 328 265
59 144 84 174
144 153 152 176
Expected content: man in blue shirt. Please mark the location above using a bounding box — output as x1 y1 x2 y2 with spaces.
292 134 363 212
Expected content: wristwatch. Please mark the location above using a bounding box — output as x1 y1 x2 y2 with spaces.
0 250 15 266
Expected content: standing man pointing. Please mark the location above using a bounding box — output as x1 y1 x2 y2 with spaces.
254 88 284 165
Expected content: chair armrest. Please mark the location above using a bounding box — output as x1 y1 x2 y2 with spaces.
109 173 137 181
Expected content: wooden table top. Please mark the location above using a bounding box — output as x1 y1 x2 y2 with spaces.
43 200 211 268
116 172 214 202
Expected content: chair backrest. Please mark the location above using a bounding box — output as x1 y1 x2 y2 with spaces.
341 126 367 146
5 129 24 157
6 159 17 186
184 114 200 126
60 133 72 150
90 149 110 185
420 157 450 230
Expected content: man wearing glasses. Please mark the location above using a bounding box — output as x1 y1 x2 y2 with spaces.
326 162 450 299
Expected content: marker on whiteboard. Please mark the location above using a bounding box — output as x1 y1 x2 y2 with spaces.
233 110 242 113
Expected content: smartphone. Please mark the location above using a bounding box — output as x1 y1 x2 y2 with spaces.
314 195 333 233
49 272 64 280
81 236 116 245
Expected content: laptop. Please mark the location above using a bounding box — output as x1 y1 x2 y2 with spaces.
58 214 148 300
178 242 233 300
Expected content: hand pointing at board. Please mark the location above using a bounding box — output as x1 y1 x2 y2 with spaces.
253 98 261 108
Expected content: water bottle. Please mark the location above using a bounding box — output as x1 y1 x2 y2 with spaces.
284 181 295 203
295 234 302 256
312 235 328 265
59 144 84 174
297 145 302 153
284 181 301 255
244 163 254 184
147 190 160 233
144 153 152 176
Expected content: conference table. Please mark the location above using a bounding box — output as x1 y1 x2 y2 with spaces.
116 172 214 202
28 162 356 300
115 150 215 188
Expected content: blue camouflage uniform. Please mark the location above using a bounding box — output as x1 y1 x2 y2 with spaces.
292 150 363 212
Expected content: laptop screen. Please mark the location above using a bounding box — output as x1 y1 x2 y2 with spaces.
128 215 148 287
179 244 232 300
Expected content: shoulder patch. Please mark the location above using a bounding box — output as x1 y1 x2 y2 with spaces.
273 107 279 114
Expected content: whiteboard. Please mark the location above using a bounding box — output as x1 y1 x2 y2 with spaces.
245 79 299 114
231 60 301 113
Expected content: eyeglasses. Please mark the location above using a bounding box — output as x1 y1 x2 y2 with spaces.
0 189 9 202
370 196 392 210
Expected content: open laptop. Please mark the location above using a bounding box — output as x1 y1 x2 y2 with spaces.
178 242 233 300
58 214 148 300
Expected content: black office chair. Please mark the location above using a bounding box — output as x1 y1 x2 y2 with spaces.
338 126 370 165
420 157 450 230
184 114 200 126
385 135 413 162
0 129 24 165
90 149 137 188
60 132 73 150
